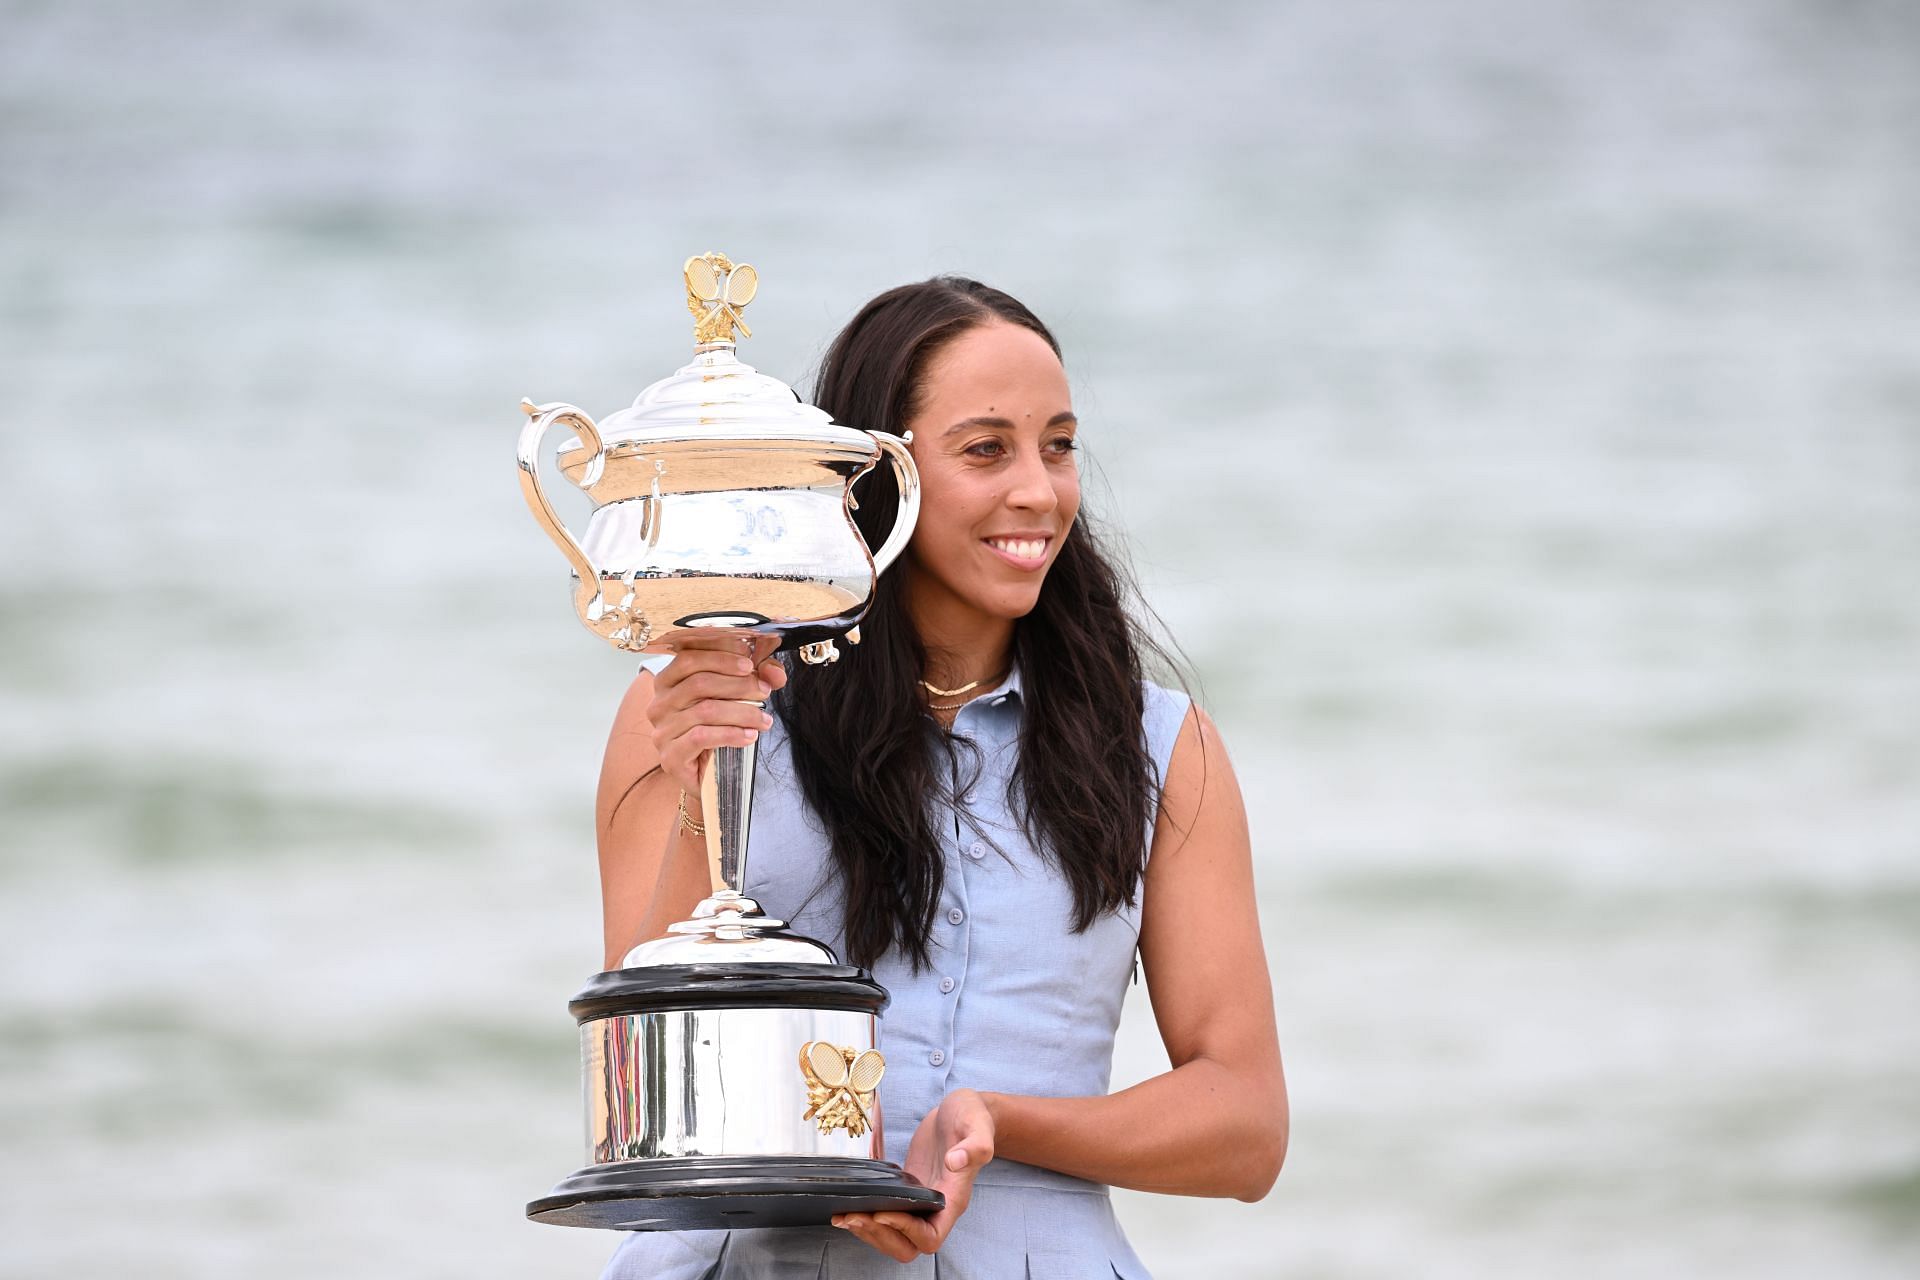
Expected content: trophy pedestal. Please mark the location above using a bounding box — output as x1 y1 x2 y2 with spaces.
528 1155 942 1230
529 958 943 1233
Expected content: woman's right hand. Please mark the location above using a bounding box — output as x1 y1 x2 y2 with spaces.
646 640 787 797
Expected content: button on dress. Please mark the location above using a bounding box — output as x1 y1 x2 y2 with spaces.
602 668 1192 1280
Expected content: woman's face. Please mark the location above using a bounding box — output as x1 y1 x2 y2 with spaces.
899 319 1080 636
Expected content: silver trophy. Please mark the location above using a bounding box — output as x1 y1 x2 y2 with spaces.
516 253 941 1230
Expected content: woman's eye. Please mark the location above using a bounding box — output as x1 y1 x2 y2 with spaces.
1047 436 1078 455
965 439 1005 458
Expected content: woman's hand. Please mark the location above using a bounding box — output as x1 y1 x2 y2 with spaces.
646 638 787 796
951 708 1286 1202
832 1088 995 1262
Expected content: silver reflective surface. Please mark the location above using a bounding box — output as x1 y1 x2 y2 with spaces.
519 340 922 658
700 722 755 898
583 1007 884 1164
620 892 839 967
518 278 924 961
524 262 921 1204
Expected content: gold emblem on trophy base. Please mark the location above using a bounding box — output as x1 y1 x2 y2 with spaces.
800 1041 886 1138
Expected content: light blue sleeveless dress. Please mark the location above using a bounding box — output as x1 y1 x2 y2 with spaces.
603 666 1192 1280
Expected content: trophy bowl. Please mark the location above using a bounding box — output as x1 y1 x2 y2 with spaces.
516 253 918 664
517 253 942 1231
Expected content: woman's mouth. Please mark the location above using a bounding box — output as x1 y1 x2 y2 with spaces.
984 535 1051 569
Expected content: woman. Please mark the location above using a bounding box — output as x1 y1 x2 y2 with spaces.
595 278 1286 1278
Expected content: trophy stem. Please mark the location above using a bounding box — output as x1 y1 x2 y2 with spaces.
699 737 756 899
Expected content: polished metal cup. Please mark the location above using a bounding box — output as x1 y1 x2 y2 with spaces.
517 253 941 1230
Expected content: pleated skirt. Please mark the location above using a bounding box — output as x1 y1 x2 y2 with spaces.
598 1179 1151 1279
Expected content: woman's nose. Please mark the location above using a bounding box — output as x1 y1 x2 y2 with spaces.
1004 450 1058 512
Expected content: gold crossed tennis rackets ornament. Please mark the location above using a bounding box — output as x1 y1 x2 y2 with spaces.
685 251 759 344
799 1041 886 1138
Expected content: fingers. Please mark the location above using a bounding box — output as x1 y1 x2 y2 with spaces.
869 1210 942 1254
655 650 765 700
649 649 780 794
946 1100 995 1171
668 670 773 704
832 1214 920 1263
652 668 774 744
656 715 768 793
651 643 786 704
947 1130 993 1172
657 698 772 738
747 632 783 666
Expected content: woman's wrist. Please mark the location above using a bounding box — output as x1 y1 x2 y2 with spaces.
976 1091 1011 1140
675 788 707 836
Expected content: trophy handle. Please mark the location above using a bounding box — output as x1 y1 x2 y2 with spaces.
866 430 921 574
517 398 609 617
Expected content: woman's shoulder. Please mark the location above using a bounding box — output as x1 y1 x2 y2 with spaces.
1140 676 1194 777
1141 675 1192 718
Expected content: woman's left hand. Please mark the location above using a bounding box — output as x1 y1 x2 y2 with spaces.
832 1088 995 1262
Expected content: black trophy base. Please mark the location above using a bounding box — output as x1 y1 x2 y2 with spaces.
528 1155 946 1231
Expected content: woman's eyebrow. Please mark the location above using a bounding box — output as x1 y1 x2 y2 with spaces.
941 411 1077 437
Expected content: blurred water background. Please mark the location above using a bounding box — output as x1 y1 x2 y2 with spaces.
2 0 1917 1275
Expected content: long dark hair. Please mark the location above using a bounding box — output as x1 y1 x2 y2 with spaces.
776 276 1178 971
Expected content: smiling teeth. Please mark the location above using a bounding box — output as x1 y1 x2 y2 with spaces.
988 538 1048 560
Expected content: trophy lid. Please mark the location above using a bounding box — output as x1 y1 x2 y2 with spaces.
589 252 875 450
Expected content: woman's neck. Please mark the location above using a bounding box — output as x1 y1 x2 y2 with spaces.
902 571 1015 692
920 643 1013 695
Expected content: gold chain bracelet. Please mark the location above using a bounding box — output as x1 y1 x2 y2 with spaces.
677 790 706 837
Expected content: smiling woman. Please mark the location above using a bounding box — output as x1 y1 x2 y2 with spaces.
905 326 1082 639
593 277 1286 1278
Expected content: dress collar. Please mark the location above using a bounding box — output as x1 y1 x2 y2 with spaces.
951 661 1023 726
987 661 1024 707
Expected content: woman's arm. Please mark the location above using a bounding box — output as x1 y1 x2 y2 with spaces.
595 671 691 969
594 645 788 970
848 705 1286 1261
981 705 1288 1200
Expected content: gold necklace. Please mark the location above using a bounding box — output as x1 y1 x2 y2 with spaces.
919 669 1007 697
917 675 986 698
919 667 1009 714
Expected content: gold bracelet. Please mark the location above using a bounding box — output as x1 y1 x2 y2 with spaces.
677 790 706 837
